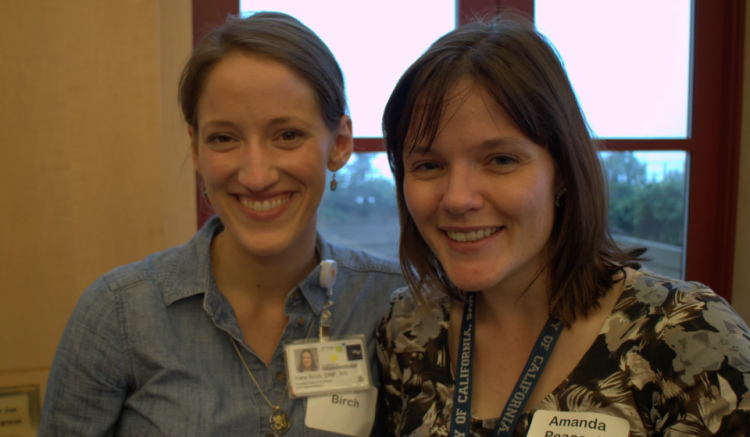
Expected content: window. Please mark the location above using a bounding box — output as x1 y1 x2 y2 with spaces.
192 0 743 299
530 0 743 296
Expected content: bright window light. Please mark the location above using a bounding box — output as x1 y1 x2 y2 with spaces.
240 0 456 137
536 0 693 139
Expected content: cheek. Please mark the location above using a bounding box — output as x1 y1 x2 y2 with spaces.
197 150 238 184
515 175 556 231
280 147 328 185
402 178 435 223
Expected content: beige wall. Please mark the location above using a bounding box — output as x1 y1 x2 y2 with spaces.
0 0 195 403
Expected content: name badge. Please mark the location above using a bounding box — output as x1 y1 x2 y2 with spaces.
527 410 630 437
305 388 378 437
284 335 372 398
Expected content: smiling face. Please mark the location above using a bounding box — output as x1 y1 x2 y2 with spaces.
402 79 557 294
191 52 352 259
301 350 313 369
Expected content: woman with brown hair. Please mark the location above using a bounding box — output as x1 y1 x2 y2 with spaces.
39 12 403 436
376 16 750 436
298 349 318 372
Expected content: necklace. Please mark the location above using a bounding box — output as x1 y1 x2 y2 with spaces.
229 317 316 434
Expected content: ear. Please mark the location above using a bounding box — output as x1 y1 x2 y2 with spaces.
327 115 353 172
189 126 201 175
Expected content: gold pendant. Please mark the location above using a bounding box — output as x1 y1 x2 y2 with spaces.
270 407 291 434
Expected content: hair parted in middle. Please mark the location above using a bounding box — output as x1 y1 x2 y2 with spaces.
179 11 347 135
383 15 643 326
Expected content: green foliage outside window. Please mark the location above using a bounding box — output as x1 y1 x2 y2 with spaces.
318 154 398 224
601 152 685 246
319 152 686 248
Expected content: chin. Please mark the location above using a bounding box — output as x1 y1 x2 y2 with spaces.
435 257 503 291
443 269 502 292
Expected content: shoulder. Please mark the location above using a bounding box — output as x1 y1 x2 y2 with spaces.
101 244 184 291
67 245 186 331
611 273 750 432
378 286 449 351
99 216 217 299
615 267 748 333
614 267 750 379
325 242 402 276
623 268 738 324
79 226 209 312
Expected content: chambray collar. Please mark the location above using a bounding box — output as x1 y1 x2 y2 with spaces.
162 216 332 316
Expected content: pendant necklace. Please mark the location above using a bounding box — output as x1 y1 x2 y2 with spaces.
229 316 316 434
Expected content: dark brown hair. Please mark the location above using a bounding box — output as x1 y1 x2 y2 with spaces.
297 348 318 372
179 12 346 133
383 16 643 326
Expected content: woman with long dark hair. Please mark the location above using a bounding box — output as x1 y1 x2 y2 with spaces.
377 16 750 436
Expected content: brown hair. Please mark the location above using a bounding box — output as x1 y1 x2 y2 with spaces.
383 15 643 326
297 348 318 372
179 12 347 133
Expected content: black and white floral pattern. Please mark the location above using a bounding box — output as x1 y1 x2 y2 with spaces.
376 268 750 436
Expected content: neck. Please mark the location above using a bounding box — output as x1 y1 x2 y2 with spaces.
476 266 550 330
210 226 320 305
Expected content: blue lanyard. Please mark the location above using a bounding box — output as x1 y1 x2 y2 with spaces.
450 292 562 437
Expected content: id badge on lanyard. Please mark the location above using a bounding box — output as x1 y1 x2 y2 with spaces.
450 293 563 437
283 260 373 398
283 260 378 437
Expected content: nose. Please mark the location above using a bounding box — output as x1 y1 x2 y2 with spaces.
236 141 279 192
440 168 483 215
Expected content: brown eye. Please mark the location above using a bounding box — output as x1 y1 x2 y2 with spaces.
415 162 440 171
208 134 234 143
281 131 299 141
491 155 517 165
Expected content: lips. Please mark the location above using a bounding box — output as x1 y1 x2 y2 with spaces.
445 227 501 242
237 194 292 212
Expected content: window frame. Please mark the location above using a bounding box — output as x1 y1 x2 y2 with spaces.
517 0 744 299
192 0 745 300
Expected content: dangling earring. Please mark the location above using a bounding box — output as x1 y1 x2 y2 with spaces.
555 188 566 207
329 172 338 192
201 184 208 198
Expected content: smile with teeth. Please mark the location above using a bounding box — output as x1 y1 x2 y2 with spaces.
238 194 292 212
446 227 501 243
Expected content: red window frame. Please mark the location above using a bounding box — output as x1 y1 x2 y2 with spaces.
192 0 744 300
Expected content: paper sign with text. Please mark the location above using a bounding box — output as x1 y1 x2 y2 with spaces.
527 410 630 437
305 389 377 437
0 393 34 436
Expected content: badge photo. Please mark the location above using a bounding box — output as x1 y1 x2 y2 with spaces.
284 336 372 398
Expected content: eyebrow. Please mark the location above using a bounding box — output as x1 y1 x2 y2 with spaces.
201 117 312 131
267 116 312 128
200 120 237 131
408 136 529 156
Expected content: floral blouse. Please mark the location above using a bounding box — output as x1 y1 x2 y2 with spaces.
376 268 750 436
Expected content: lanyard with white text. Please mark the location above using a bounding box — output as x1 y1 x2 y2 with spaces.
450 292 563 437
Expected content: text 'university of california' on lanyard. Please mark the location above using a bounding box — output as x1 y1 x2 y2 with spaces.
450 292 563 437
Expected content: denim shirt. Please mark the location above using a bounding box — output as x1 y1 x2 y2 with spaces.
39 216 405 436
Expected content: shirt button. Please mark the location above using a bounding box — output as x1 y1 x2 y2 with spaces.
296 317 306 327
276 371 286 381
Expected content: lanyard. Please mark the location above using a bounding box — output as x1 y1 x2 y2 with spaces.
450 292 562 437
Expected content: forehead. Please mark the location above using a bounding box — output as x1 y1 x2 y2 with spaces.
197 51 321 124
407 78 528 151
